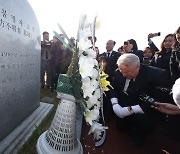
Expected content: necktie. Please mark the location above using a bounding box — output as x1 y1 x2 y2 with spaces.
123 79 130 94
46 50 48 59
127 79 134 94
107 52 110 58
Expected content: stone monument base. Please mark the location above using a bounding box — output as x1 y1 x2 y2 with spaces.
0 102 54 154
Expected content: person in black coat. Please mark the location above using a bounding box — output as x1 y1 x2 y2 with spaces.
155 78 180 115
98 40 120 121
50 36 64 91
99 40 120 83
170 27 180 83
149 34 175 86
110 53 170 146
123 39 144 63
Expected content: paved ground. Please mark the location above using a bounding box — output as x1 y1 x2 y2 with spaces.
81 118 180 154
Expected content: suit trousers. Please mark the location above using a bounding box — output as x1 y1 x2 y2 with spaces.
115 113 155 137
41 60 51 86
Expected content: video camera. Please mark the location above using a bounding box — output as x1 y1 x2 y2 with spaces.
139 93 157 106
139 86 172 106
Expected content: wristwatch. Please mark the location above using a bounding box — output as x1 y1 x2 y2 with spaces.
127 106 133 113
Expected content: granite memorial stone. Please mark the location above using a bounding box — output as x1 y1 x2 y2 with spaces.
0 0 41 141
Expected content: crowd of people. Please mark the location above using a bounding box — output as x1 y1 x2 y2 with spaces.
40 32 74 92
40 26 180 147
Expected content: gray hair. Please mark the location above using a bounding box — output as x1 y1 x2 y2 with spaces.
117 53 140 67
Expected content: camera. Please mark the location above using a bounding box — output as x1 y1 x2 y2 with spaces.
152 32 161 37
139 93 157 106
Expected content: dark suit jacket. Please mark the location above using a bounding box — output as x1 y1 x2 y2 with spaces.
170 46 180 83
111 64 170 113
99 51 120 82
133 50 144 63
126 50 144 63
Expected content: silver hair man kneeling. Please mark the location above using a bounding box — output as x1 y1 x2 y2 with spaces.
117 53 140 68
116 53 140 80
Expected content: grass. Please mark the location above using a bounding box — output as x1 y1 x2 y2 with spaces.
17 88 59 154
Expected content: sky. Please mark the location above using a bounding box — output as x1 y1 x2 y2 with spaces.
27 0 179 53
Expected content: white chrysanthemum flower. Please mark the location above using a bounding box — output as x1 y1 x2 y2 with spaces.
94 88 101 99
79 55 94 78
88 122 108 140
90 79 99 89
78 38 92 55
85 108 100 125
82 80 95 99
94 59 99 66
87 58 97 69
86 94 99 109
92 68 99 78
84 48 96 58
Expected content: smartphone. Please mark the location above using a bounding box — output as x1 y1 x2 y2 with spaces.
152 32 161 37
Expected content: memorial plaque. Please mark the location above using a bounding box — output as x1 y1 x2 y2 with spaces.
0 0 41 141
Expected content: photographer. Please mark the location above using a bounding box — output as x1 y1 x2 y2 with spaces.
154 77 180 140
50 36 64 92
143 47 154 65
155 78 180 115
110 53 170 146
41 31 52 89
123 39 144 63
170 26 180 83
148 33 176 86
147 32 160 53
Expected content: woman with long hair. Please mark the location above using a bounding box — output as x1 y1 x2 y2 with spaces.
150 34 176 86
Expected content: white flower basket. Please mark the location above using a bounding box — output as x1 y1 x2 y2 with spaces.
36 93 83 154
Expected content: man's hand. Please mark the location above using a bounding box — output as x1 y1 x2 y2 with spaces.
153 102 180 115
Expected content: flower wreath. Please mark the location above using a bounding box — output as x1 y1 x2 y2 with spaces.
54 15 108 142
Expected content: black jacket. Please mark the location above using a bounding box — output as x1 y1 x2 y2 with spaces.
127 50 144 63
170 44 180 83
148 41 159 53
150 51 172 85
111 64 170 113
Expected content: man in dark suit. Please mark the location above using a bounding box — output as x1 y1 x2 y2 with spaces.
110 53 170 146
99 40 120 82
98 40 120 121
